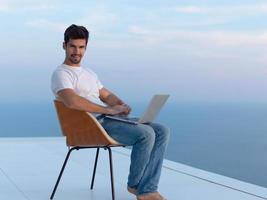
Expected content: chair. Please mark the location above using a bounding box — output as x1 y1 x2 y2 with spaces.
50 100 123 200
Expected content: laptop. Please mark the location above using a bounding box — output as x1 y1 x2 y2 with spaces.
105 94 170 125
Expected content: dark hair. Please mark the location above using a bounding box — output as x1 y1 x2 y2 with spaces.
64 24 89 44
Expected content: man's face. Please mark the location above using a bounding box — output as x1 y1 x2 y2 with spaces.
63 39 87 66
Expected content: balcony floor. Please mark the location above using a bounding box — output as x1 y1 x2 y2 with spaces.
0 137 267 200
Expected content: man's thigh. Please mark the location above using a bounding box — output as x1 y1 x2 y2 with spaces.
101 119 155 146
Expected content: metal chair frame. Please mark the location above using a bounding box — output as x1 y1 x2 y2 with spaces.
50 145 123 200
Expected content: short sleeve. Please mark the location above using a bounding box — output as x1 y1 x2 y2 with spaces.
51 70 74 95
96 78 103 90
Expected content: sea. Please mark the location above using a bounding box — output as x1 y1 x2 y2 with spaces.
0 101 266 188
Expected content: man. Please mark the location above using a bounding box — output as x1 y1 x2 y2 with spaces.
51 24 170 200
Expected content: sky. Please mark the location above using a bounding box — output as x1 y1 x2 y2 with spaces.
0 0 267 104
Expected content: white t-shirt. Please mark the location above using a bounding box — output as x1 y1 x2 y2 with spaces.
51 64 105 106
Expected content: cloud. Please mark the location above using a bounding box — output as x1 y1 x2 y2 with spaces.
0 1 56 13
26 19 66 32
128 25 267 47
175 4 267 15
128 25 150 34
22 4 56 12
0 1 10 12
175 6 208 14
174 31 267 46
25 5 118 34
77 5 118 32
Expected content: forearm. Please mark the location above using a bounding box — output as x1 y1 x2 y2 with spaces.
59 93 113 114
101 93 124 106
71 97 112 114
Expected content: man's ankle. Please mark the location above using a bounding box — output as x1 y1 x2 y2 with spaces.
127 186 138 195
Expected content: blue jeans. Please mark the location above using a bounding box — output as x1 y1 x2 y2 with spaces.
101 118 170 195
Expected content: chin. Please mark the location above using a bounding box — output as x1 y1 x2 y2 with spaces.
70 59 81 65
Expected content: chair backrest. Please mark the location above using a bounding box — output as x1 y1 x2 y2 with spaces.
54 100 119 147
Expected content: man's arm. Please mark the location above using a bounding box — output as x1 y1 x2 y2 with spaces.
57 89 127 115
99 87 124 106
99 88 131 114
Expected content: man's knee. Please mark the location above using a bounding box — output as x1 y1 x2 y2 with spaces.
138 124 156 145
152 123 170 142
161 125 170 141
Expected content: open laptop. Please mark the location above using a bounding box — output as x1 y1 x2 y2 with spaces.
105 94 170 125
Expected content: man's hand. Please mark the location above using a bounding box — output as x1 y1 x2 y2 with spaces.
121 104 131 115
108 104 131 115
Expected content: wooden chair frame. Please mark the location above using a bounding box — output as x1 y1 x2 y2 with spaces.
50 101 124 200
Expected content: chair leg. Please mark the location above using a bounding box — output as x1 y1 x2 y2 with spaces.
90 147 100 189
107 147 115 200
50 147 75 200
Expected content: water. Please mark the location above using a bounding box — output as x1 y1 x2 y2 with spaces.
0 102 266 188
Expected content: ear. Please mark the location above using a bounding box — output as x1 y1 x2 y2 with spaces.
63 42 66 50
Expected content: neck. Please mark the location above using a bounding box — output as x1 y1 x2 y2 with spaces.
63 59 80 67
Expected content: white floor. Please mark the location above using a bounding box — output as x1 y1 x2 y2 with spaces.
0 137 267 200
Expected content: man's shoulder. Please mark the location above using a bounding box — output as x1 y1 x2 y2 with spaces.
52 65 74 78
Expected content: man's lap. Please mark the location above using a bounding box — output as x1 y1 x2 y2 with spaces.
101 118 162 145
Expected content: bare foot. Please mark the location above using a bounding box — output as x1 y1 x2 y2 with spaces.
137 192 167 200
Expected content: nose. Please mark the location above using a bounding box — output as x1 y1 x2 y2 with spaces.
74 47 80 54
